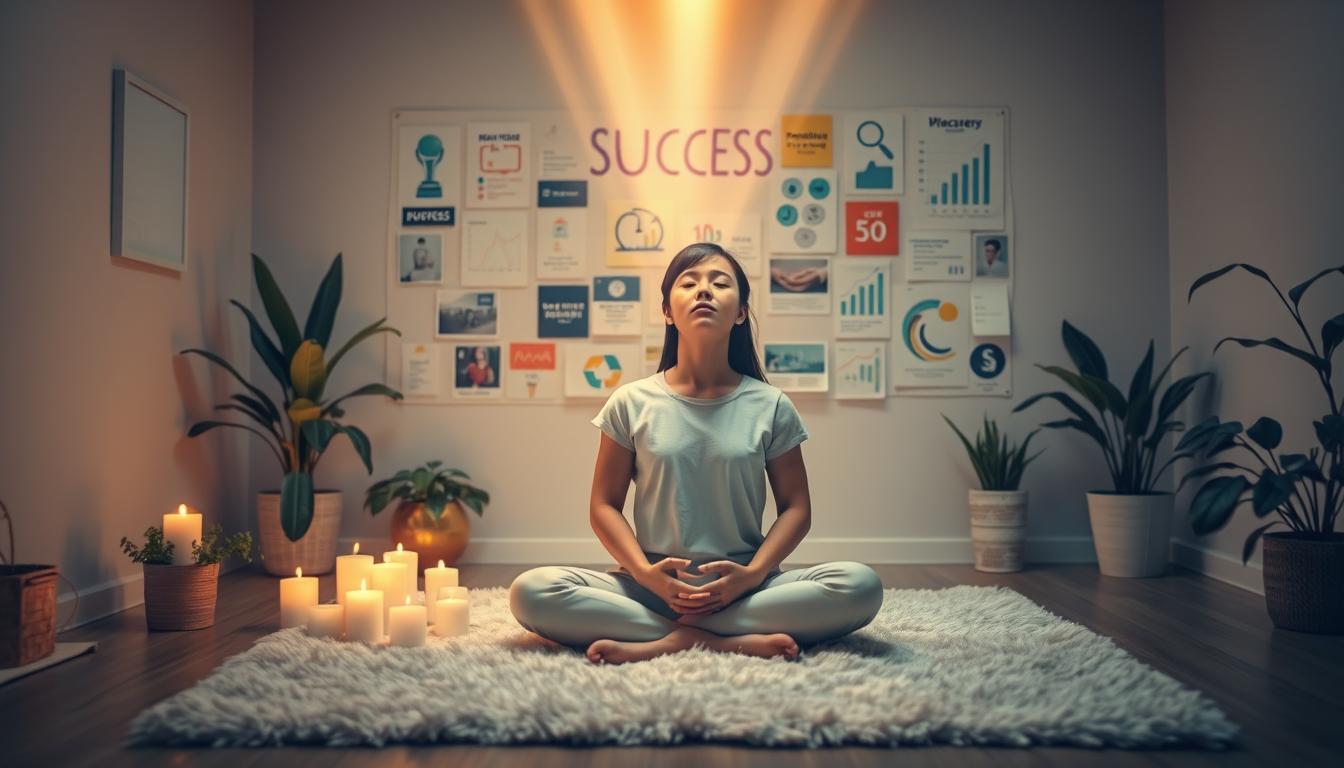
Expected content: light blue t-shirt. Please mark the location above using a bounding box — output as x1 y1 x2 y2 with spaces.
590 370 809 572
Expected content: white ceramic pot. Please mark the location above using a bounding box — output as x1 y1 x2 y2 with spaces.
1085 492 1173 578
256 490 342 576
968 490 1028 573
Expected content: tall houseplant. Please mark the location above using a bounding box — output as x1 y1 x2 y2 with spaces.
364 461 490 568
182 253 402 575
1184 262 1343 633
943 416 1042 573
1014 320 1213 577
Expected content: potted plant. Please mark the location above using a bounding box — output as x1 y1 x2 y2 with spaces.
942 416 1043 572
181 253 402 576
1183 262 1342 633
1014 320 1214 577
364 461 490 568
121 524 253 631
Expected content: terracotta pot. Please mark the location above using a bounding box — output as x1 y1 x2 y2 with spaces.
143 562 219 631
390 500 471 570
968 490 1027 573
1262 532 1344 634
257 490 342 576
1086 492 1172 577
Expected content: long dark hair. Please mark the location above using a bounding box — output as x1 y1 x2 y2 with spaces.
656 242 768 383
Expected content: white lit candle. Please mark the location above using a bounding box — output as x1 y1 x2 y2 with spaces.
369 560 408 625
436 585 470 602
345 578 383 643
279 566 319 628
163 503 203 565
388 595 427 647
307 603 344 639
383 542 419 597
434 596 469 637
422 559 458 614
335 542 374 606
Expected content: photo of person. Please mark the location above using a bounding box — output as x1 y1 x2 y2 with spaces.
769 257 829 293
455 345 500 388
974 234 1009 278
399 233 443 283
436 290 499 337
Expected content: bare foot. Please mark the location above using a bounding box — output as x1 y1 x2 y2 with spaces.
586 626 800 664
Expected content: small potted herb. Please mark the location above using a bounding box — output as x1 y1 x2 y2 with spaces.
121 524 253 631
943 416 1042 572
364 461 490 569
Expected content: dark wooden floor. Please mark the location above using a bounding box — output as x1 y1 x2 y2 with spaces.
5 562 1342 767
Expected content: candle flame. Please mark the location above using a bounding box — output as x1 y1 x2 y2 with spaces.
353 541 361 555
438 559 445 568
360 578 367 591
295 566 302 578
396 542 404 552
178 504 187 515
405 595 411 606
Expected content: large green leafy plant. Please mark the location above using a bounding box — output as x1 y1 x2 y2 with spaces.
942 415 1042 491
1014 320 1213 494
1181 263 1343 562
182 254 402 541
364 460 490 521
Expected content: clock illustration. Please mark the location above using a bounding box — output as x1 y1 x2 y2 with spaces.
614 207 664 251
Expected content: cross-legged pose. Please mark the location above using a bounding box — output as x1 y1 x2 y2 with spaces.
510 242 884 664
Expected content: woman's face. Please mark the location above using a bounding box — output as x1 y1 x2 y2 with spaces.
474 347 487 365
665 255 745 336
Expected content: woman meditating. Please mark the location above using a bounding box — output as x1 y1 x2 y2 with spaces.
510 242 884 664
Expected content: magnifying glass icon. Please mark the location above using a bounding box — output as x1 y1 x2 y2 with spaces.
856 120 894 160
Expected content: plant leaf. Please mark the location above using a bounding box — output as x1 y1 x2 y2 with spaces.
1187 262 1277 303
300 418 338 453
1156 372 1213 428
1287 264 1344 307
1176 462 1243 495
1251 471 1294 518
229 299 289 392
232 392 280 426
326 317 401 378
1214 336 1328 375
1035 365 1108 412
320 383 404 416
180 348 280 417
1314 414 1344 451
290 340 327 400
251 254 302 357
1246 417 1283 451
304 253 343 349
1189 475 1250 535
1242 520 1283 565
1061 320 1108 380
1322 312 1344 362
280 471 314 541
335 425 373 474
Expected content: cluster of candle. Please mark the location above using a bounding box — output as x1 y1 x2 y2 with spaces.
277 542 471 646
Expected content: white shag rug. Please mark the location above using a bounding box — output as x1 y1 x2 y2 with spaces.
125 585 1240 750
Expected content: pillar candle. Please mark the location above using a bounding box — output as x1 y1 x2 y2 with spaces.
369 561 408 625
345 579 384 643
335 542 374 606
279 566 319 628
307 603 344 639
163 503 203 565
388 595 427 647
383 542 419 597
434 597 469 637
435 585 469 602
422 560 458 612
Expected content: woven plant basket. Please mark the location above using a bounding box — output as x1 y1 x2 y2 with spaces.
0 565 58 667
257 491 342 577
1262 531 1344 635
143 562 219 631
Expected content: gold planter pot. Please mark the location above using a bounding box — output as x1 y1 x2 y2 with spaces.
390 500 471 569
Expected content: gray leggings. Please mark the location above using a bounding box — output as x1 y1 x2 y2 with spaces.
509 560 884 648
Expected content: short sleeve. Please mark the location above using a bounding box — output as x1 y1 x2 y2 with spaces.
590 387 634 451
765 392 809 461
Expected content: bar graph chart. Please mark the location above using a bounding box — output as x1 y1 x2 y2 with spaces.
913 110 1004 229
834 342 886 399
835 260 892 338
839 267 884 317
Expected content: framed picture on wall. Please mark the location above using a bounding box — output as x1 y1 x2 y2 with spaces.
111 68 189 271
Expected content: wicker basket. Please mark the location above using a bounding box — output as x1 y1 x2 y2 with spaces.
1262 531 1344 635
257 491 342 576
143 562 219 631
0 564 58 668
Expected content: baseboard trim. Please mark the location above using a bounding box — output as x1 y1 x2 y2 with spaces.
339 535 1100 566
56 559 251 631
1170 538 1264 595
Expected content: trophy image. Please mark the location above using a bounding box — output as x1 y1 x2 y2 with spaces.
415 134 445 198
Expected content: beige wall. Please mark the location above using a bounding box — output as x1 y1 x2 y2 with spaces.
0 0 254 625
1166 0 1344 593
